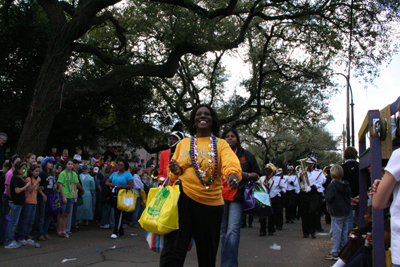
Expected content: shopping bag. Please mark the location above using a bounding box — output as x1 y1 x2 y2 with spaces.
140 189 147 206
145 231 194 253
47 190 63 215
139 182 180 235
241 180 273 218
117 186 137 212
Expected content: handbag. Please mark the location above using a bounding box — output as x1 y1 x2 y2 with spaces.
145 231 193 253
140 189 147 206
139 178 180 235
46 190 63 215
117 185 137 212
241 179 273 218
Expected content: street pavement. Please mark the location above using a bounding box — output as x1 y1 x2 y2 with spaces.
0 218 335 267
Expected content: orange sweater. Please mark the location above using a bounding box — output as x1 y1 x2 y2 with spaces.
169 137 242 206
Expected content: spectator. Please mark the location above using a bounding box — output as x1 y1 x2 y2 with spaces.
60 149 69 161
103 147 117 163
0 161 10 245
50 147 59 161
341 147 360 228
57 158 79 238
67 159 84 233
131 167 144 228
146 157 155 168
105 158 133 239
36 156 57 241
18 165 41 246
73 148 82 161
372 147 400 267
140 159 146 168
4 161 30 249
92 166 103 222
325 165 351 260
0 132 7 171
77 165 95 226
23 153 36 178
100 165 114 229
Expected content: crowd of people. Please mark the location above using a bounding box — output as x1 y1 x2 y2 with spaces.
0 102 398 267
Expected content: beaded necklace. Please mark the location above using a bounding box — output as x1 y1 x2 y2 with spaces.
190 133 218 190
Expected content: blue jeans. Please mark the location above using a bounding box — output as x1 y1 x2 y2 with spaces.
35 197 52 238
220 200 242 267
0 194 10 244
331 215 348 256
100 202 113 226
131 197 142 226
347 204 360 230
5 201 23 245
19 203 36 240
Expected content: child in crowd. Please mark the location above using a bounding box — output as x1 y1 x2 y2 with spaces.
60 149 69 161
331 206 373 267
325 164 351 260
73 148 82 161
57 158 79 238
50 147 59 161
18 165 41 245
372 147 400 267
5 161 30 249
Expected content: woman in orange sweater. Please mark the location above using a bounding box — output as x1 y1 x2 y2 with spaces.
160 104 242 267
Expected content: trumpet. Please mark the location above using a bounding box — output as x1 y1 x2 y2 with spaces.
296 158 310 192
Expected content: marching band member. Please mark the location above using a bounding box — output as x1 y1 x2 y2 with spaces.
299 151 326 239
284 162 300 224
260 167 287 236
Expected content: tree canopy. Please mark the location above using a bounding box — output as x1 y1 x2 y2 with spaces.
0 0 399 156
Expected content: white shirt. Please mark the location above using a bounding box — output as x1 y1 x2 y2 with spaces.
262 175 287 198
385 148 400 264
73 154 82 161
283 174 300 194
307 169 326 195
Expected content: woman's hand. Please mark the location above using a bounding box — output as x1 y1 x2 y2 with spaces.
43 195 47 203
225 174 239 190
62 196 67 204
169 159 182 176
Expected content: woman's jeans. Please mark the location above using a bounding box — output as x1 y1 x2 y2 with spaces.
19 203 36 240
331 215 349 256
36 197 53 238
5 201 23 245
100 202 115 227
220 200 242 267
131 197 142 227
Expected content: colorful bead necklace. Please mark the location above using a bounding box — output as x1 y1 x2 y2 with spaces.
190 133 218 190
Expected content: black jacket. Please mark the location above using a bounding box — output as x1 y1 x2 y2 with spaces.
326 179 351 217
341 161 359 198
233 148 262 202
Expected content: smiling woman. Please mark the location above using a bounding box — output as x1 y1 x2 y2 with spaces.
161 104 243 267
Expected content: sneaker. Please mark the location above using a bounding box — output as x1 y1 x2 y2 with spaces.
44 235 52 240
5 241 22 249
19 239 28 245
37 236 47 241
100 224 110 229
26 239 36 246
110 234 118 239
325 254 339 260
62 231 70 238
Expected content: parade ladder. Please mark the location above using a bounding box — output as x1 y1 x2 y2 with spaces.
358 96 400 267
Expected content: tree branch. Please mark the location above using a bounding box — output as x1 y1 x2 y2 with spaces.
72 43 134 65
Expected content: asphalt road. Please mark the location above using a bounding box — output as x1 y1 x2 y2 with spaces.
0 218 335 267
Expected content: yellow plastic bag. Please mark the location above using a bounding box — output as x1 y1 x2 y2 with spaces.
139 184 180 235
140 189 147 206
117 188 137 212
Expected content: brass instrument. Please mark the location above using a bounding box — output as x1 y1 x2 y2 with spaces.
323 165 331 177
296 158 310 192
150 169 159 180
264 163 277 188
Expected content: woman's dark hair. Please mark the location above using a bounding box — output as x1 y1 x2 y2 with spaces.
344 147 358 160
365 205 372 216
117 157 129 171
25 153 35 162
104 165 112 174
188 104 220 137
27 165 41 178
11 154 20 164
63 158 74 166
221 128 243 154
2 161 10 170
